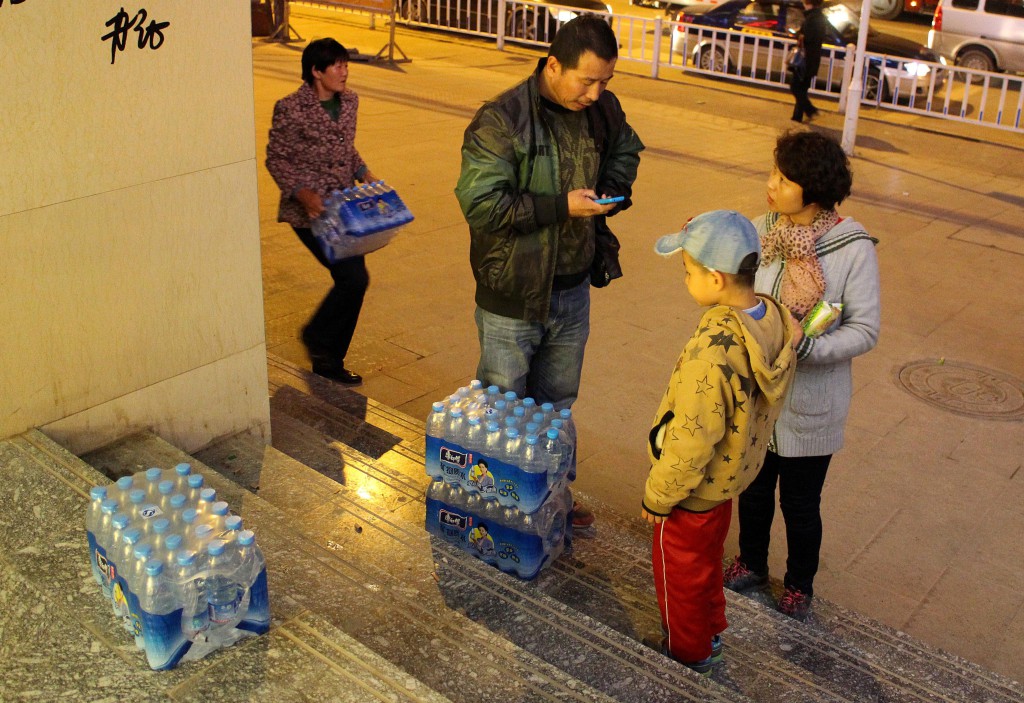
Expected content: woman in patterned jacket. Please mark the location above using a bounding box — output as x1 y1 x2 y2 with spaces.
266 38 379 385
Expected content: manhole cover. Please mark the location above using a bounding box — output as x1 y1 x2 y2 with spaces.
897 360 1024 421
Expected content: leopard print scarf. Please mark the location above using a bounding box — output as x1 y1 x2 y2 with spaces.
761 208 839 319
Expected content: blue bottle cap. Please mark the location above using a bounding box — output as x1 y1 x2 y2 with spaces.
170 494 187 509
129 489 146 504
100 498 118 514
237 530 255 546
187 474 204 489
547 428 560 440
523 397 536 408
182 508 198 525
467 415 481 426
225 515 243 531
541 402 554 413
207 539 226 556
494 400 507 412
176 549 197 566
513 406 526 418
550 419 563 430
486 421 500 432
526 422 540 435
526 434 539 445
123 527 142 544
133 543 153 559
146 467 163 482
158 480 174 495
165 534 183 551
560 408 573 419
432 401 444 412
506 428 520 439
487 385 499 394
112 513 130 529
152 518 171 534
144 559 164 577
116 476 134 491
211 501 229 516
449 407 463 418
195 525 214 540
174 462 191 477
90 486 108 501
199 488 216 503
504 391 518 402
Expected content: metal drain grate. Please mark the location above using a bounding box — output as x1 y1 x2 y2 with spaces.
897 360 1024 421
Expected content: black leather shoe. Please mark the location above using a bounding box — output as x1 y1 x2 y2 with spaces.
311 361 362 385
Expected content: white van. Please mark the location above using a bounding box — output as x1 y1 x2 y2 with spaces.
927 0 1024 73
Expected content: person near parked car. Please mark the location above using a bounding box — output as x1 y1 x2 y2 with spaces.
723 130 881 620
266 38 379 385
454 16 644 528
791 0 827 122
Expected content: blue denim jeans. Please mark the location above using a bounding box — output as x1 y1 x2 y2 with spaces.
474 280 590 410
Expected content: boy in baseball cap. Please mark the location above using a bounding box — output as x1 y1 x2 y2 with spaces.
642 210 797 674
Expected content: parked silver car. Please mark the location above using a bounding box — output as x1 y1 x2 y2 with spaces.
927 0 1024 73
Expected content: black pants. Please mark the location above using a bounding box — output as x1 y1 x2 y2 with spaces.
293 226 369 361
789 69 818 122
737 450 832 596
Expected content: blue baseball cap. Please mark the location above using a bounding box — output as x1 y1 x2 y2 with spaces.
654 209 760 274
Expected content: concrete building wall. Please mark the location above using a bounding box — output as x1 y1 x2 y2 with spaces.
0 1 270 453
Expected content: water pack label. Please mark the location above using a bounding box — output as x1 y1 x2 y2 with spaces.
425 498 552 579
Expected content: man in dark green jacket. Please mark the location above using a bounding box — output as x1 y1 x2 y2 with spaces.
455 14 643 421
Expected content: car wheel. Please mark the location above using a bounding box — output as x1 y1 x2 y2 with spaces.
507 10 541 41
697 45 730 73
870 0 902 20
863 67 891 102
956 47 996 73
400 0 422 21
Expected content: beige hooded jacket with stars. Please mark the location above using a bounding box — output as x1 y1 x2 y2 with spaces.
643 295 796 515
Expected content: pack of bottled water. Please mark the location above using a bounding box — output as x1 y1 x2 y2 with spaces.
85 464 270 670
312 180 414 264
424 382 578 579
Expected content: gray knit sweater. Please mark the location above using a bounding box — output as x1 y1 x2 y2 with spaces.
753 213 881 457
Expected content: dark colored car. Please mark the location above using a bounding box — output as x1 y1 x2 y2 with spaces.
671 0 947 99
398 0 612 43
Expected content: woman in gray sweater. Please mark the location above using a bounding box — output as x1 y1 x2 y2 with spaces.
723 131 881 620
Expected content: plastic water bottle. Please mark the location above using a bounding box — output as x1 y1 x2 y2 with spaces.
518 434 549 513
544 428 570 486
491 399 508 421
138 559 179 669
168 493 187 529
206 501 230 532
110 476 134 502
221 515 244 544
143 467 164 500
86 486 109 585
186 474 205 504
173 549 209 640
126 488 147 525
503 415 520 431
96 498 120 598
172 462 192 492
464 415 484 453
522 397 537 413
157 480 175 512
541 402 555 422
196 488 217 517
504 391 519 408
205 540 243 629
550 418 577 482
425 401 447 479
484 420 503 459
159 534 184 567
503 428 522 469
109 513 131 565
112 527 143 625
445 407 466 448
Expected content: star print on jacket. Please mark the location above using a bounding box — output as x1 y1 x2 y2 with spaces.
642 295 797 517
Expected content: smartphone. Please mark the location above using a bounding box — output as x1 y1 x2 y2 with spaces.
593 196 625 204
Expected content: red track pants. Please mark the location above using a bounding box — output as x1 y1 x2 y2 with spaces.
652 500 732 663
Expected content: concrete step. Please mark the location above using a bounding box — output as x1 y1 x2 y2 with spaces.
88 429 743 703
252 354 1024 703
0 430 455 702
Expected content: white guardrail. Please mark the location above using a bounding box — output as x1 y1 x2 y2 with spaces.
311 0 1024 133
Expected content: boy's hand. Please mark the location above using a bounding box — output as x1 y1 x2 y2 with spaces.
641 508 664 525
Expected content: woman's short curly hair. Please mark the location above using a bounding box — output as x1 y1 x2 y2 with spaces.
774 131 852 210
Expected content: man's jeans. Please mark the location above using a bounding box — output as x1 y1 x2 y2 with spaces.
474 280 590 410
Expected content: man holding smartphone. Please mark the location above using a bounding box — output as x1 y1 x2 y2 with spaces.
455 16 643 528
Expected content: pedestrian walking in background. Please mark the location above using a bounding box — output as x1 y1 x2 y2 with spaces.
266 38 380 385
790 0 826 122
724 130 881 621
455 16 644 528
643 211 796 674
